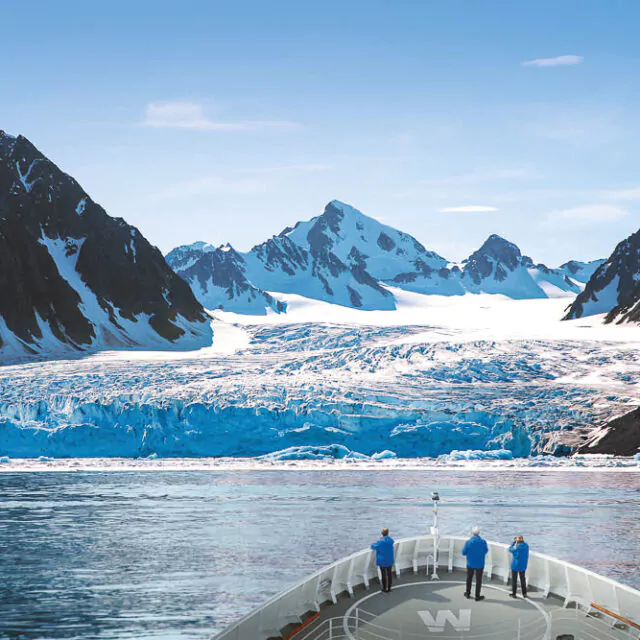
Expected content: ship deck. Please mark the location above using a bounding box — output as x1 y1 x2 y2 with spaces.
214 535 640 640
293 569 636 640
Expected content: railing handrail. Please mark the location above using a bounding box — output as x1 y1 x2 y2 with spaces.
213 534 640 639
589 603 640 632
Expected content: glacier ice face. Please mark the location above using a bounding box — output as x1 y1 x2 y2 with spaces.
0 319 638 459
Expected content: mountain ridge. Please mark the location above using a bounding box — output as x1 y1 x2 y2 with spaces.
167 200 587 314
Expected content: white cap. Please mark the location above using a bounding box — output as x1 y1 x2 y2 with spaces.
471 526 480 535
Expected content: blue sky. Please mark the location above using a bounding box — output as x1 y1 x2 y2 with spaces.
2 0 639 264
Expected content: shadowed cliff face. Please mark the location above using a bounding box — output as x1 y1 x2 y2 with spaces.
565 228 640 324
463 234 523 284
0 130 210 356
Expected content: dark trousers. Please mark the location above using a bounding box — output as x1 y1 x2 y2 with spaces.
380 565 393 591
512 570 527 596
466 567 483 598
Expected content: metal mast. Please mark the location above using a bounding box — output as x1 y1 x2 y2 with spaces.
430 491 440 580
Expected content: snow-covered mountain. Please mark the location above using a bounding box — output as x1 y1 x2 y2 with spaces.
175 243 285 315
168 201 582 313
168 200 427 312
564 227 640 324
243 201 399 310
279 200 447 282
558 259 606 285
461 234 580 299
0 130 212 360
165 241 216 272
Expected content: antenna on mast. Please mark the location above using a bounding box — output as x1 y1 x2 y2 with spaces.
430 491 440 580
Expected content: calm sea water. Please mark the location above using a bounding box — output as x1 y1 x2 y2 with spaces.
0 470 638 639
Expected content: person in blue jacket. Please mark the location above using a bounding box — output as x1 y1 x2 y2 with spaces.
462 526 489 601
509 535 529 598
371 527 395 593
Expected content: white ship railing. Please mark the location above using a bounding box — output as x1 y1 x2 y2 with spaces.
213 535 640 640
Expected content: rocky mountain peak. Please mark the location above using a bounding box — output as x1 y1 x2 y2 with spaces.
558 258 606 284
463 234 523 285
0 130 211 360
473 234 522 267
564 228 640 324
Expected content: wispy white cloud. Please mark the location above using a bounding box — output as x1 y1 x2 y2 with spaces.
550 204 628 224
522 55 583 68
440 205 499 213
143 101 300 132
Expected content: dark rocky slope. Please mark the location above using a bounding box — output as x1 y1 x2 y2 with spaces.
0 130 211 358
577 407 640 456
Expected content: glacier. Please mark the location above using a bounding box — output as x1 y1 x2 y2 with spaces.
0 296 638 459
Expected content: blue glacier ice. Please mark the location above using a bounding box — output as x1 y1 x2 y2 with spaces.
0 322 637 459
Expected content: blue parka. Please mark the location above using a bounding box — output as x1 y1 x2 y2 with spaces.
371 535 395 567
509 541 529 572
462 535 489 569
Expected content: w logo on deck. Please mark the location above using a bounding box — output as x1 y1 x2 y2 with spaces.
417 609 472 632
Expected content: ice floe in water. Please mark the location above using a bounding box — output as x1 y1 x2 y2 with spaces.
257 444 398 461
437 449 514 462
0 452 637 473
